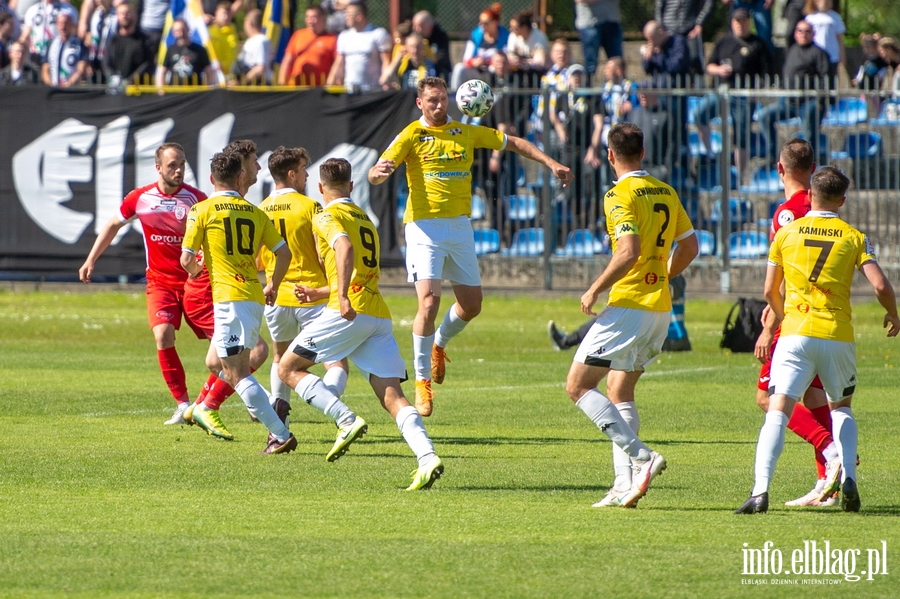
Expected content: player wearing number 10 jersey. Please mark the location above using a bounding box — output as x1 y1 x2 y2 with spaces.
181 151 297 454
279 158 444 489
737 166 900 515
565 123 698 508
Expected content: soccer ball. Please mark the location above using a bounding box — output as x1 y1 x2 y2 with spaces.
456 79 494 118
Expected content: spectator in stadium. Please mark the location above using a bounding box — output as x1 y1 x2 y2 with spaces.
757 21 830 164
599 57 637 147
320 0 361 35
640 20 690 85
380 31 435 90
41 11 87 86
804 0 845 78
102 1 153 84
783 0 806 46
852 33 887 91
721 0 773 53
208 1 238 76
230 8 270 85
84 0 115 83
451 3 509 90
574 0 622 79
878 37 900 98
691 8 771 178
0 38 39 82
627 84 675 180
411 10 451 81
0 10 15 68
655 0 713 75
19 0 78 62
156 18 215 91
506 8 547 76
279 5 336 86
325 2 391 92
138 0 167 53
201 0 244 25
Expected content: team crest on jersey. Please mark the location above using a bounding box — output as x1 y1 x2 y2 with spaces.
175 206 187 220
777 210 794 228
448 127 462 135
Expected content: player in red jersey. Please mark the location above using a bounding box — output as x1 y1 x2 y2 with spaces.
79 143 236 425
753 138 842 507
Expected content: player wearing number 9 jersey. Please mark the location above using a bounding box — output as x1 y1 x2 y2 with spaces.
564 123 698 509
279 158 444 489
737 166 900 515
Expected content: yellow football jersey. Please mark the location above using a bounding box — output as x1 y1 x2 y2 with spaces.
380 117 506 223
313 199 391 319
183 191 285 304
604 172 694 312
769 211 876 342
258 188 328 308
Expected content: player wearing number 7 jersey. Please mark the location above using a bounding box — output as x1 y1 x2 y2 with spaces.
278 158 444 489
737 166 900 515
564 123 698 508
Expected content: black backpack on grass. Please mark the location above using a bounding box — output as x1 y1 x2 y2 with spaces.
720 298 767 353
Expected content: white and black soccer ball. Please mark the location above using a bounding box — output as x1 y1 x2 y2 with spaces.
456 79 494 118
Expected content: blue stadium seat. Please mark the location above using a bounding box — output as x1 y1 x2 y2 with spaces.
502 228 544 256
470 194 486 220
556 229 598 257
698 230 716 256
697 162 738 192
821 97 868 126
473 228 500 255
505 194 538 221
710 197 754 227
830 132 882 160
729 231 769 259
739 167 784 194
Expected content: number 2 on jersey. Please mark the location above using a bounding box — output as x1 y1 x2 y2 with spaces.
804 239 834 282
653 203 670 248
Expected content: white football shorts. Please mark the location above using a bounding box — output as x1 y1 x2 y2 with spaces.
212 301 263 358
405 216 481 286
769 335 857 402
287 309 407 380
574 306 669 371
264 304 326 343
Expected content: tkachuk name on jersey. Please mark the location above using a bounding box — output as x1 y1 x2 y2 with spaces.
263 203 292 212
798 226 843 237
213 202 255 212
633 186 672 197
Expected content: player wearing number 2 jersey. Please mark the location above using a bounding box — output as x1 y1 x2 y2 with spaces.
565 123 698 508
181 150 297 455
737 166 900 515
258 146 350 424
279 158 444 489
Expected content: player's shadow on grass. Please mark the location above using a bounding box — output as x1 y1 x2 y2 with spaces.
434 436 602 446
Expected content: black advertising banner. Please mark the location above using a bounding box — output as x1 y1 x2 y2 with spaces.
0 87 418 276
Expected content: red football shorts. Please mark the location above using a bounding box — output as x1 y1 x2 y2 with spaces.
145 277 213 339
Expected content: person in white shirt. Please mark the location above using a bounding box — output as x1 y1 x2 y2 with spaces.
325 2 390 92
232 8 271 85
506 9 547 72
18 0 77 59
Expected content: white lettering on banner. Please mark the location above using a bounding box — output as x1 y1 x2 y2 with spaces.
12 118 96 244
306 142 380 227
95 116 130 240
11 114 380 243
197 114 234 196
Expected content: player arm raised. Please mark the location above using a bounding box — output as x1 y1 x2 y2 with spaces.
580 234 640 316
367 159 396 185
860 261 900 337
332 235 356 321
78 216 128 283
505 134 573 187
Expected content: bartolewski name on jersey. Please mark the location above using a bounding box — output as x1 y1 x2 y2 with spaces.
741 540 889 583
214 202 255 212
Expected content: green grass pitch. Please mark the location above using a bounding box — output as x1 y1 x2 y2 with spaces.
0 288 898 598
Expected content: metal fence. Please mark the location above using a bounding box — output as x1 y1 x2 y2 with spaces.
413 81 900 290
